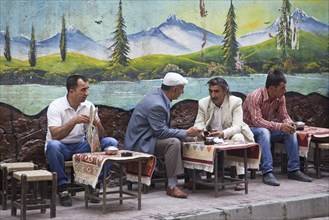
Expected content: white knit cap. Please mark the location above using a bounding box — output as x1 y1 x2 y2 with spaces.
162 72 188 86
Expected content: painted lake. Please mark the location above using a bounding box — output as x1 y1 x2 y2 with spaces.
0 73 328 115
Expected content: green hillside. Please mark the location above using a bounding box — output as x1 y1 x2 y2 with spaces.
0 31 328 85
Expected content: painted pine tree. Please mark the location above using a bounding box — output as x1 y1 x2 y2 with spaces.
28 26 36 67
4 26 11 62
60 15 67 62
277 0 292 57
109 0 130 66
222 0 238 73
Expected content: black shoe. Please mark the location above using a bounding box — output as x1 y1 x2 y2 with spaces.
262 172 280 186
88 185 101 203
57 190 72 207
288 170 313 182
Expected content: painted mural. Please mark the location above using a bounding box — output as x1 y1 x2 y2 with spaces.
0 0 328 115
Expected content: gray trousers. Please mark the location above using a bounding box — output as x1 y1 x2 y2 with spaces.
155 138 184 178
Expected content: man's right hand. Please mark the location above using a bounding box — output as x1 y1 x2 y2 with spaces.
76 114 90 124
281 122 295 134
186 127 204 137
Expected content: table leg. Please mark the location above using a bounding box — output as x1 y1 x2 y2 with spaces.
220 152 225 190
138 159 141 210
214 152 218 198
192 169 196 192
244 148 248 194
102 163 107 214
119 163 123 205
84 185 88 209
315 143 321 178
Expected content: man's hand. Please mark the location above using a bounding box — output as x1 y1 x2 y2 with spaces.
281 122 296 134
186 127 204 137
76 114 90 124
209 129 224 138
93 116 101 126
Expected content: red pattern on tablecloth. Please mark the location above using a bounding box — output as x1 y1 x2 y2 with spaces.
73 151 156 188
182 142 261 173
297 126 329 157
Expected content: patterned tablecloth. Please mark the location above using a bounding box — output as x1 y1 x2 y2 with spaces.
73 150 156 188
297 126 329 156
182 141 261 173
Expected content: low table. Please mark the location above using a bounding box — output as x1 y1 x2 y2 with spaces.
72 150 156 214
182 141 260 197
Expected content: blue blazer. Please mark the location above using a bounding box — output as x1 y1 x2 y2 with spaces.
123 88 186 155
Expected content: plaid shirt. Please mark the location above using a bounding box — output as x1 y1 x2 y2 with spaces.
242 87 292 131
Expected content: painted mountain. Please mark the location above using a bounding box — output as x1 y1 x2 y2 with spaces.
100 13 224 58
37 26 109 60
238 8 329 46
0 9 328 60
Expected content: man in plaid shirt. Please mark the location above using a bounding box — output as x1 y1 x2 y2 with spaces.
243 70 312 186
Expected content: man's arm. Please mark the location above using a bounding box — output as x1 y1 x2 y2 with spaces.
277 96 293 123
248 97 282 131
49 114 89 140
222 98 243 138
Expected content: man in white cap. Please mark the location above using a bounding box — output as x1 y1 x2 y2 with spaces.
124 72 203 198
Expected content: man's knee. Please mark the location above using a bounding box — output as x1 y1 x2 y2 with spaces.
46 140 62 155
167 138 182 153
232 133 245 143
255 128 270 140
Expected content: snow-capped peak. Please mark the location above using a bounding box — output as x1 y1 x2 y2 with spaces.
166 13 180 23
292 8 309 18
67 25 78 33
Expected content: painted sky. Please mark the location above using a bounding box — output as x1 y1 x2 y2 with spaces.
0 0 328 41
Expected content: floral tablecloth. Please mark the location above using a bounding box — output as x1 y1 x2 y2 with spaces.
182 141 261 173
73 150 156 188
297 126 329 157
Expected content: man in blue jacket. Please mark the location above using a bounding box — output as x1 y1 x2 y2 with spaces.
124 72 202 198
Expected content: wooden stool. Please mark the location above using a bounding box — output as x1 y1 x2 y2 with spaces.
0 162 37 210
11 170 57 220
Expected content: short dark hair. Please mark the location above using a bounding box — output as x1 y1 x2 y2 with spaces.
265 70 286 89
207 77 230 95
66 75 88 92
161 84 173 91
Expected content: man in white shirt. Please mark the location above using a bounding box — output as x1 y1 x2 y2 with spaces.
45 75 118 207
193 77 255 190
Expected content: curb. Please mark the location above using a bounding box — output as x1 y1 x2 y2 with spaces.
165 193 329 220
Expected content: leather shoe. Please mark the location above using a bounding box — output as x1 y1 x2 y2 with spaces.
262 172 280 186
166 186 188 198
288 170 313 182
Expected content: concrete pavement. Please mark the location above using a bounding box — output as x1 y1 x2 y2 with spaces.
1 169 328 220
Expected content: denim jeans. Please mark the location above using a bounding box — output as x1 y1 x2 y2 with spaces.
250 127 300 174
46 137 118 187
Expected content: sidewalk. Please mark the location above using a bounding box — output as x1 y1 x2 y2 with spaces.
1 170 328 220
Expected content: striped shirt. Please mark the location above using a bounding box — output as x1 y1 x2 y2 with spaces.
242 87 292 131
